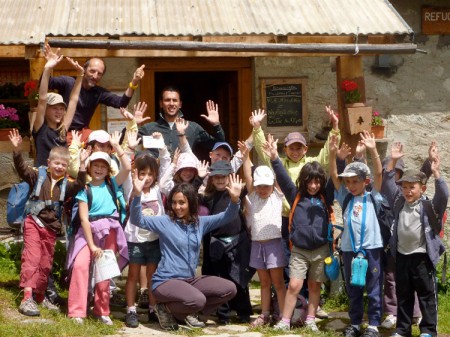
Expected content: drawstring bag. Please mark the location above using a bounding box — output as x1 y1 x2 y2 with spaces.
350 252 368 287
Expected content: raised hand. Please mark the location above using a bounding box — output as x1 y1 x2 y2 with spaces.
109 131 122 149
175 117 189 134
133 65 145 82
71 130 82 145
428 141 438 162
329 134 339 155
79 146 92 163
133 102 151 124
431 153 440 178
237 140 249 159
390 142 404 160
355 140 366 159
43 43 63 69
172 147 181 166
66 57 84 76
261 134 279 161
249 109 266 128
360 130 376 150
201 100 220 126
197 160 209 179
337 142 351 161
119 107 134 121
8 129 22 150
132 168 146 196
325 105 339 129
226 173 243 202
127 130 141 149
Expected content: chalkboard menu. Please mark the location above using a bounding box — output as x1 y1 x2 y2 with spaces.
261 78 307 129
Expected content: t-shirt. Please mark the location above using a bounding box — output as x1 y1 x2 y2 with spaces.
245 188 283 241
335 185 383 252
397 200 426 254
33 123 67 167
76 182 117 217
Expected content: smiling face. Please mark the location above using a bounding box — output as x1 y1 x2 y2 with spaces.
210 148 231 164
255 184 274 199
401 181 426 203
343 176 368 196
45 103 66 127
284 143 308 163
211 174 229 191
160 90 182 122
83 58 105 89
139 168 156 192
179 167 197 183
171 192 190 220
306 177 322 196
47 157 69 180
89 159 110 182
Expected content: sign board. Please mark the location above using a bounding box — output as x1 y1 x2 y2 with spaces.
261 78 307 131
422 7 450 35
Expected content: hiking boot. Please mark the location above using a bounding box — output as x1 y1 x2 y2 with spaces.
155 303 178 331
19 298 40 317
305 319 319 332
273 320 290 331
184 314 206 328
137 288 150 308
41 297 60 311
148 310 159 323
343 325 362 337
316 307 329 319
125 311 139 328
362 327 379 337
419 334 432 337
71 317 84 324
250 314 270 328
96 315 113 325
381 315 397 329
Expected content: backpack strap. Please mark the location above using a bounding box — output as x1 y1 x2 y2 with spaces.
288 193 302 250
32 166 48 198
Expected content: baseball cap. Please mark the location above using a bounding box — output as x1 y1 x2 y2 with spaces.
382 156 405 174
87 130 110 144
47 93 67 107
397 169 427 185
253 165 275 186
88 151 111 166
209 160 232 176
284 132 307 146
212 142 233 156
339 162 371 179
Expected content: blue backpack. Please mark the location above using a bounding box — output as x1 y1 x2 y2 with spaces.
7 166 67 230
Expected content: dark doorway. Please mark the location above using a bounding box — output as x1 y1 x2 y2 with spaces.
155 71 238 161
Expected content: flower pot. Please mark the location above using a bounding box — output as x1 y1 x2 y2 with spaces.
0 128 14 141
371 125 385 139
345 106 372 135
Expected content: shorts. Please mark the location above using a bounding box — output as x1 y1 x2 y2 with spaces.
289 244 328 282
250 238 287 270
128 240 161 265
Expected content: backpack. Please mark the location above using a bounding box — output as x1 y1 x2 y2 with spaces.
67 177 127 237
7 166 67 230
342 193 392 247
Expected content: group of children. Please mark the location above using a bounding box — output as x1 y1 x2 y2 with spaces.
8 45 448 337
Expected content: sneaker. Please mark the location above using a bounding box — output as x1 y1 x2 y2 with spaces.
97 315 113 326
381 315 397 329
125 311 139 328
362 327 379 337
155 303 178 331
273 320 290 331
316 307 329 319
40 297 60 311
19 298 40 317
305 319 319 332
419 334 432 337
413 317 422 325
250 314 270 328
148 310 159 323
71 317 84 324
343 325 362 337
137 289 150 309
184 314 206 328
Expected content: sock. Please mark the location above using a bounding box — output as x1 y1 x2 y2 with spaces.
35 293 45 303
281 317 291 326
127 306 136 313
352 324 361 331
23 289 32 302
306 315 316 322
368 325 378 332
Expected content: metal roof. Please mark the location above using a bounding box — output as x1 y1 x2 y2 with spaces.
0 0 413 45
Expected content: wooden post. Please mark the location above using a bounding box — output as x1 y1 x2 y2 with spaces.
336 55 366 156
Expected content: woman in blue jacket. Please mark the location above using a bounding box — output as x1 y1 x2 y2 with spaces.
129 172 243 331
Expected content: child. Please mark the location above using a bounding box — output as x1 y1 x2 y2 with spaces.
34 43 84 167
242 156 287 327
9 129 88 316
201 160 254 325
122 150 170 328
129 176 243 331
329 131 384 337
382 142 448 337
262 134 333 332
66 131 131 325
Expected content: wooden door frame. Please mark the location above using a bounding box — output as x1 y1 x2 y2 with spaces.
139 57 252 143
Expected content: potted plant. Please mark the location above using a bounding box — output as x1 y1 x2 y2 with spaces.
0 104 20 141
341 79 362 107
341 79 371 134
371 110 385 139
24 80 39 107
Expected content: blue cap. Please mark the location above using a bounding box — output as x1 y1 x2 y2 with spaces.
212 142 233 156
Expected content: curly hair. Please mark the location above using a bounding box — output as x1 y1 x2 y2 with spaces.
296 161 327 197
166 183 199 224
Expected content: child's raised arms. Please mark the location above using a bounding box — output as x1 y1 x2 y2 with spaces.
110 131 131 185
328 134 341 191
261 133 279 161
249 109 266 129
226 173 243 203
360 130 382 191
